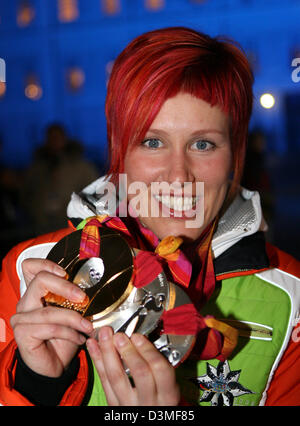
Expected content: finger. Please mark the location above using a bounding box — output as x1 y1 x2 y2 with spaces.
17 271 86 312
15 322 86 377
113 332 156 405
97 327 135 405
22 258 66 286
131 333 180 405
86 337 119 406
13 322 87 350
10 306 93 336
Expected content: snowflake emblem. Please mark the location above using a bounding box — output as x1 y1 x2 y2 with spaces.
191 360 254 406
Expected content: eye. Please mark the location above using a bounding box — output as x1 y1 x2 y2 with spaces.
142 138 163 149
191 139 215 151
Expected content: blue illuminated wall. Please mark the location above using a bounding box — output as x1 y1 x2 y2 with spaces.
1 0 300 168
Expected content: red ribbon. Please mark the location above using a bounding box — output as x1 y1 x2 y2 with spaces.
161 304 205 335
77 215 237 361
133 250 164 288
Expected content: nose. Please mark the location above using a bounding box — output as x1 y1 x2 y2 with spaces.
164 150 194 184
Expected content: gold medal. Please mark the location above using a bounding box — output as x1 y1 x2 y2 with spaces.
44 226 196 367
45 227 134 316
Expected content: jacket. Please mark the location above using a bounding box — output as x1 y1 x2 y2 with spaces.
0 185 300 406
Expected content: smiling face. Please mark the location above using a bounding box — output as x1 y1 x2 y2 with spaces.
123 92 232 242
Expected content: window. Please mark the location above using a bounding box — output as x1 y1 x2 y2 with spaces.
0 82 6 98
67 67 85 93
101 0 121 15
25 74 42 101
145 0 165 10
17 1 35 27
58 0 79 22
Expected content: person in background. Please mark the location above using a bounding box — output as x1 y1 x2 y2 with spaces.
0 137 28 261
21 123 99 233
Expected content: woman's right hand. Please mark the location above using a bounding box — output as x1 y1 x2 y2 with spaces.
10 258 93 378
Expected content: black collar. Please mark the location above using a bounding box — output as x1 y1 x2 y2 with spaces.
213 231 270 277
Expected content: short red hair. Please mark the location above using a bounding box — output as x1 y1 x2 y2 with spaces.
105 26 253 201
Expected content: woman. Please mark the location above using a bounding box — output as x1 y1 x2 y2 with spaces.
0 27 300 406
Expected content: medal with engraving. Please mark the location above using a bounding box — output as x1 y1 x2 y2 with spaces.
45 227 134 315
44 226 196 367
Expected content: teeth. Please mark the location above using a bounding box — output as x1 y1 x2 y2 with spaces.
154 195 198 211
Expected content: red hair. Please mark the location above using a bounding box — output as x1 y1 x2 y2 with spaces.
105 27 253 201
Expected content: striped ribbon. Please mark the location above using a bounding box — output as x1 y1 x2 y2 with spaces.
78 214 237 360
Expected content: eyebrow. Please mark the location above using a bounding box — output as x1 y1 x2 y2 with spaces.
146 128 227 137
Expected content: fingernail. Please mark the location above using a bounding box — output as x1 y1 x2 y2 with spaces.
99 327 113 342
79 334 86 344
54 265 67 277
115 333 128 348
72 287 86 302
86 338 101 357
86 338 92 349
81 318 93 332
86 338 94 353
131 333 145 347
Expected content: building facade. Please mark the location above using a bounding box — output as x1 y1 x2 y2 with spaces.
0 0 300 168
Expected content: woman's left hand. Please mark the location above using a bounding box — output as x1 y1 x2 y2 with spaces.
86 326 180 406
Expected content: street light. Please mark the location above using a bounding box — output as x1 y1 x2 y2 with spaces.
260 93 275 109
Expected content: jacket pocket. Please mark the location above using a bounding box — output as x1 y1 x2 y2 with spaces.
217 319 273 341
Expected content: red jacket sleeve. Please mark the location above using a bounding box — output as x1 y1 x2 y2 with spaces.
0 229 90 406
265 320 300 406
265 243 300 405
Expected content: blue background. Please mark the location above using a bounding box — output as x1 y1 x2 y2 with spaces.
0 0 299 259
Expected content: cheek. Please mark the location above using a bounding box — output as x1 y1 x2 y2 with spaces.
194 153 232 219
193 153 232 186
124 153 162 187
124 152 140 185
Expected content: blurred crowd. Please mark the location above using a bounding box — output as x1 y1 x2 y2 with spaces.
0 123 101 260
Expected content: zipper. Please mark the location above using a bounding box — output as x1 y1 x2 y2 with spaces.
217 318 273 341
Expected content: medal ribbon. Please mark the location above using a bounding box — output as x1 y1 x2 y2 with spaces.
78 215 237 361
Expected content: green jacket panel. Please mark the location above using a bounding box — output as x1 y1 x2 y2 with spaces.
176 273 292 406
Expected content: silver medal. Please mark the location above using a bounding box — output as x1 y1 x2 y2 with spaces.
90 271 169 337
46 227 196 368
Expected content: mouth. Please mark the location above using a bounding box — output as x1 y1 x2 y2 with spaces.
153 194 200 217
